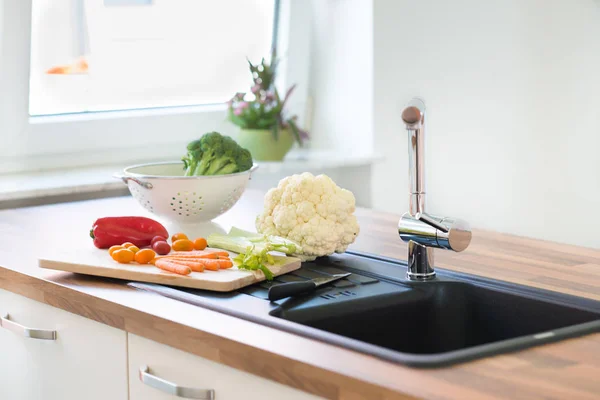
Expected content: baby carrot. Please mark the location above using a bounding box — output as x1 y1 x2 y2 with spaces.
153 254 229 262
209 251 230 258
153 255 217 263
194 258 221 271
170 250 229 258
217 259 233 269
162 259 205 272
190 258 233 270
154 259 191 276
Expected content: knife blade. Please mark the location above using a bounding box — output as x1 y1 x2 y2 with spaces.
267 273 351 301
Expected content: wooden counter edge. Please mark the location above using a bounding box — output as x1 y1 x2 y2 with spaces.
0 266 418 400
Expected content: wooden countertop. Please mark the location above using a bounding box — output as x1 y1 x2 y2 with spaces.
1 191 600 400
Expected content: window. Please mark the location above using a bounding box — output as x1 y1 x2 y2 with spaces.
30 0 276 115
0 0 310 174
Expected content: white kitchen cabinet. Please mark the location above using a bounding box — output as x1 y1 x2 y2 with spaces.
129 333 322 400
0 289 128 400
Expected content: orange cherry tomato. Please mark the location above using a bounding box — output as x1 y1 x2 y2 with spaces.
128 245 140 254
108 245 125 256
171 233 188 243
121 242 135 248
193 237 208 251
112 248 135 263
172 239 194 252
135 249 156 264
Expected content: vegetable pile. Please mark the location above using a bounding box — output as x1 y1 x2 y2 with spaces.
96 221 234 276
182 131 253 176
92 170 361 281
92 217 285 280
255 172 360 258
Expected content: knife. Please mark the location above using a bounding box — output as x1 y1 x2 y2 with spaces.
268 273 351 301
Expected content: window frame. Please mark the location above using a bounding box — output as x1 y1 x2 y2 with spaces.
0 0 311 174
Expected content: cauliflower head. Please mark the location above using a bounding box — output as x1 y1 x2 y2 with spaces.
256 172 360 258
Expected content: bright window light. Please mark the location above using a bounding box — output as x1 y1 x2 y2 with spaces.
29 0 276 116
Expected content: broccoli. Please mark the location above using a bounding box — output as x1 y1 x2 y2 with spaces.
182 132 253 176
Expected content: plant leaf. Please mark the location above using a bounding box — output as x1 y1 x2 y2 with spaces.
287 119 302 147
281 84 297 111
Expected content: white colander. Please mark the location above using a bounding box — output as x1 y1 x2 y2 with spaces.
115 161 258 226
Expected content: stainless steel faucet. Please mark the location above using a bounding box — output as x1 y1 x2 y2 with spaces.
398 98 472 280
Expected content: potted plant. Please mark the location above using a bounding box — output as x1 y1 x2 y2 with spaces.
227 49 309 161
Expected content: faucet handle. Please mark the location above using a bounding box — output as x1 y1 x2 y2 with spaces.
438 217 472 252
415 212 449 233
399 213 472 253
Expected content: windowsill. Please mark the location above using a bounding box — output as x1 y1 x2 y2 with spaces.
30 103 227 124
0 164 131 207
0 149 382 206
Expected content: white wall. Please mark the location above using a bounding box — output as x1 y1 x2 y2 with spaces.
371 0 600 249
305 0 374 206
308 0 373 155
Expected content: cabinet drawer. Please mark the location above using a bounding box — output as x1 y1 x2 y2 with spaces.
129 333 322 400
0 289 128 400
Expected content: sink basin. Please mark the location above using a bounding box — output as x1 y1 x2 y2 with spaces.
128 252 600 368
270 279 600 366
266 253 600 367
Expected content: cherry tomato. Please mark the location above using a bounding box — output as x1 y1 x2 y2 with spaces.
127 245 140 254
193 237 208 251
152 240 171 255
135 249 156 264
108 245 125 256
151 236 167 246
121 242 135 248
112 248 135 263
171 233 188 242
172 239 194 252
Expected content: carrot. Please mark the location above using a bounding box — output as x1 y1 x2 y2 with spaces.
217 259 233 269
152 257 221 271
211 251 230 258
170 250 229 258
196 258 234 271
196 258 221 271
154 259 192 276
161 259 205 272
151 251 233 272
153 253 230 263
153 255 218 263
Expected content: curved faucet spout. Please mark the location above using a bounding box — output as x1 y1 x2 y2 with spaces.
402 98 426 216
398 97 471 281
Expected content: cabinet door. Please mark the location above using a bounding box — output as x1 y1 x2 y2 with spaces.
129 333 323 400
0 289 128 400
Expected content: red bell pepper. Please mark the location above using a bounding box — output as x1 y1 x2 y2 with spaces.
90 216 169 249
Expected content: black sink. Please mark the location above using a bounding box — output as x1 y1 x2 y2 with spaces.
270 280 600 364
128 252 600 368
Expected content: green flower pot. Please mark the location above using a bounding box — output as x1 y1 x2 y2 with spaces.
236 128 294 162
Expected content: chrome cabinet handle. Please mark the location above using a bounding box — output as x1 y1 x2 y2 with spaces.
139 365 215 399
0 313 57 340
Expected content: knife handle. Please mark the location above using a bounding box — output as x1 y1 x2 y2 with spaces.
268 281 317 301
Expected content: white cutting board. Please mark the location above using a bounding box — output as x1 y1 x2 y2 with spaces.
38 248 301 292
